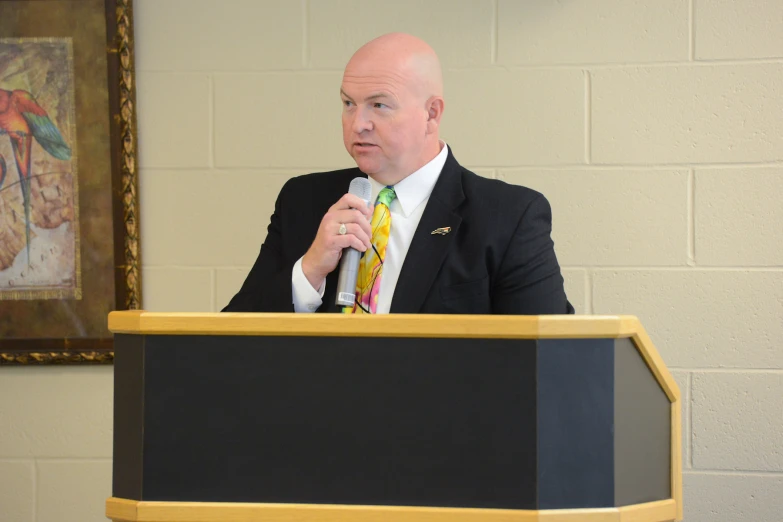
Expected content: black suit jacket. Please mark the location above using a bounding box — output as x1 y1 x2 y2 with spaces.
223 149 574 314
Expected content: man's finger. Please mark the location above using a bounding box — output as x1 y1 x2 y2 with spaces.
330 233 367 252
334 193 373 218
331 208 373 230
343 223 371 249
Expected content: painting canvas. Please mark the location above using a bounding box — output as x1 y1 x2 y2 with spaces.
0 0 140 364
0 39 82 300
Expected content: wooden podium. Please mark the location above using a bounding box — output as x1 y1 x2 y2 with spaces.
106 312 682 522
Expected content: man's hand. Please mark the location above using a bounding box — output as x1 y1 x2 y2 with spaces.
301 193 373 290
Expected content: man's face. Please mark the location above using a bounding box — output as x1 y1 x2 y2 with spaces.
340 62 428 185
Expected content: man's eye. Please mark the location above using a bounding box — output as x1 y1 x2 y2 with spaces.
373 102 387 109
343 100 353 107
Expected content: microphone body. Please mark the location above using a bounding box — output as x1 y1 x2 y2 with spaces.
335 177 372 307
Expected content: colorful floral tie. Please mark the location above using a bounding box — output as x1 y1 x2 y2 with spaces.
344 186 396 314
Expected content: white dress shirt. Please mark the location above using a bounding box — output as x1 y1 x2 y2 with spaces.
292 142 449 313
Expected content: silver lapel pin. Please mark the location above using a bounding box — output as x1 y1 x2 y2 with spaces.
431 227 451 236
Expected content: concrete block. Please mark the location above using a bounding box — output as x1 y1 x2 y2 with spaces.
0 367 113 458
136 73 211 169
498 0 687 64
592 65 783 164
309 0 493 68
0 460 34 522
692 372 783 471
442 69 584 166
140 170 293 266
695 167 783 266
694 0 783 60
142 268 213 312
684 472 783 522
593 270 783 368
216 268 253 311
562 268 587 314
498 169 688 266
134 0 304 71
214 73 352 168
36 460 112 522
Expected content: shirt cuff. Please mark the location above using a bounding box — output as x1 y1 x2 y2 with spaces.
292 257 325 313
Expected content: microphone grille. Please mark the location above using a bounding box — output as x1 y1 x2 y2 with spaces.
348 177 372 201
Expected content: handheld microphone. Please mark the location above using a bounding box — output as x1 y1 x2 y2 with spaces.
335 177 372 307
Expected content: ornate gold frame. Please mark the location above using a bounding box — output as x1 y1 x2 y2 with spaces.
115 0 141 312
0 0 140 364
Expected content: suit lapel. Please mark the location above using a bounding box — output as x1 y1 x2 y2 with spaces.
390 151 465 313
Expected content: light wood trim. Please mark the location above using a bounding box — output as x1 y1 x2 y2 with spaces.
106 498 677 522
108 310 143 334
536 507 618 522
672 400 684 521
109 312 638 340
619 499 677 522
536 315 638 339
627 321 682 520
106 497 138 521
106 499 537 522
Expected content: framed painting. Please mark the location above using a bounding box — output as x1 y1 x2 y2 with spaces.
0 0 140 364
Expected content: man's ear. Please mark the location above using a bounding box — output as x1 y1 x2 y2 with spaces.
425 96 445 134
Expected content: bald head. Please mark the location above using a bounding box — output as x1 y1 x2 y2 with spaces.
346 33 443 101
340 34 446 185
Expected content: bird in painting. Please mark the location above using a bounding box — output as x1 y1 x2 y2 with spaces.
0 88 71 264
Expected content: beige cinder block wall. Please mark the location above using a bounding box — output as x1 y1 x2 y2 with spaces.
1 1 781 521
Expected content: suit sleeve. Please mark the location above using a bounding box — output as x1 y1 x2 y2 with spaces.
221 181 296 312
491 193 575 315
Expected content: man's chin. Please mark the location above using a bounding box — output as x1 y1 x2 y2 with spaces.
353 157 381 176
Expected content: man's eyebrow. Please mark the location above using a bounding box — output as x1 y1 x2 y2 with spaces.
339 89 391 102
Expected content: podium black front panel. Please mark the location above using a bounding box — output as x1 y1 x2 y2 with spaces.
537 338 615 509
112 334 144 500
112 332 672 511
117 334 539 509
614 338 671 505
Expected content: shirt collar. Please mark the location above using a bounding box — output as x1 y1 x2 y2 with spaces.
368 141 449 217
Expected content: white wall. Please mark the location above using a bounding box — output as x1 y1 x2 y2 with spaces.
1 1 781 520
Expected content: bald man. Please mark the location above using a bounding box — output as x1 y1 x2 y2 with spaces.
224 34 574 315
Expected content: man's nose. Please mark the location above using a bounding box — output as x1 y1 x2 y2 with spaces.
352 107 373 133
